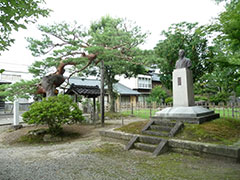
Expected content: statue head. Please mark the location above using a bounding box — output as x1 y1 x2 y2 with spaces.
179 49 185 59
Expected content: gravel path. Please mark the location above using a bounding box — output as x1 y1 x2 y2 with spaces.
0 120 240 180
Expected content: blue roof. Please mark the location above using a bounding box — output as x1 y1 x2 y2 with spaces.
152 73 160 82
69 77 141 95
69 78 100 87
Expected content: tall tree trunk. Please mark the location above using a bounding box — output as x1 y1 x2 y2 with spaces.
108 82 116 112
100 60 105 127
36 54 97 98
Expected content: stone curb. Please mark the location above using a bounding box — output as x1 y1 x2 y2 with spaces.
99 129 240 162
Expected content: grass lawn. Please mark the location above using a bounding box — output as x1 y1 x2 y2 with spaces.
121 109 159 119
121 107 240 120
115 118 240 145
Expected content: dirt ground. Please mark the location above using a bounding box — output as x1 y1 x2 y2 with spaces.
0 118 240 180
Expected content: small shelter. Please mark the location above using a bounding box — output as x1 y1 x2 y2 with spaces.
68 78 141 107
65 84 100 122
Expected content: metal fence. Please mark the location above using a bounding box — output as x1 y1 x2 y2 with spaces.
113 102 240 119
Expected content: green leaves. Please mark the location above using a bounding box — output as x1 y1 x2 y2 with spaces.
0 79 40 102
212 0 240 66
154 22 214 89
27 16 149 81
147 86 168 104
0 0 50 53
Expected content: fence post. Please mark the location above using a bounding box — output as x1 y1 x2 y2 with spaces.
231 102 234 118
150 104 152 118
13 100 19 126
131 103 133 116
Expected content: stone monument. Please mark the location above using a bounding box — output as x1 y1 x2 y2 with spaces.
154 49 219 124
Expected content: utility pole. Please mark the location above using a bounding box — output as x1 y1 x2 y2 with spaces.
100 60 105 127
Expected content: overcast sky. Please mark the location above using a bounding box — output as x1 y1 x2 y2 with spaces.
0 0 224 69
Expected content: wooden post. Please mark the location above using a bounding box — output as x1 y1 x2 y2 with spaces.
131 102 133 116
74 94 78 103
93 97 96 124
232 102 234 118
100 60 105 127
119 95 122 113
150 104 152 118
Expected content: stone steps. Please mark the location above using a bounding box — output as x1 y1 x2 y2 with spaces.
125 120 183 156
153 120 176 127
125 134 169 156
142 120 184 137
150 125 172 132
134 142 157 152
138 135 162 145
143 130 169 137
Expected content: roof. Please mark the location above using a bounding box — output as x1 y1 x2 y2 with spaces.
65 84 100 98
151 73 160 82
113 83 141 95
69 78 100 87
69 77 141 96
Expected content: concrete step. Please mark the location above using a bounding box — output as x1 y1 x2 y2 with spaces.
153 120 176 127
150 125 172 132
143 130 169 137
134 142 157 152
138 135 162 145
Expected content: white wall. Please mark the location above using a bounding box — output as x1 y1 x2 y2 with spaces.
116 76 138 89
116 74 152 89
0 62 34 103
0 63 33 83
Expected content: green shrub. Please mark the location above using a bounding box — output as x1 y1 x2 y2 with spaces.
165 97 173 104
22 94 84 135
194 95 208 102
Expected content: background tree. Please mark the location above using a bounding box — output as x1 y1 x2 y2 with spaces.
104 59 146 112
147 86 168 104
196 0 240 102
194 65 239 104
154 22 214 90
27 16 148 113
0 0 50 53
210 0 240 65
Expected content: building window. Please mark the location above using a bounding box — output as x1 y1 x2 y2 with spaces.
138 77 151 89
121 96 130 103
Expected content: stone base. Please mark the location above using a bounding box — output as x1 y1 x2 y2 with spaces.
153 106 219 124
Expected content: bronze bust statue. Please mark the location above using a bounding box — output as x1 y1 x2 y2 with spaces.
175 49 192 69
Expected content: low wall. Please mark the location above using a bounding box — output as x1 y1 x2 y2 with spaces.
99 129 240 162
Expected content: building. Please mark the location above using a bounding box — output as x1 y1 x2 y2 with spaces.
0 62 33 105
68 77 141 108
116 69 161 103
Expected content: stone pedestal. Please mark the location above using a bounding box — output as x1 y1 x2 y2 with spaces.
153 68 219 124
154 106 219 124
173 68 194 107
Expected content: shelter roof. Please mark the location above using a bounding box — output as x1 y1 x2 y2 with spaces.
69 78 141 96
65 84 100 98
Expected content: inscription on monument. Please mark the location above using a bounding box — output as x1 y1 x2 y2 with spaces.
177 77 181 86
